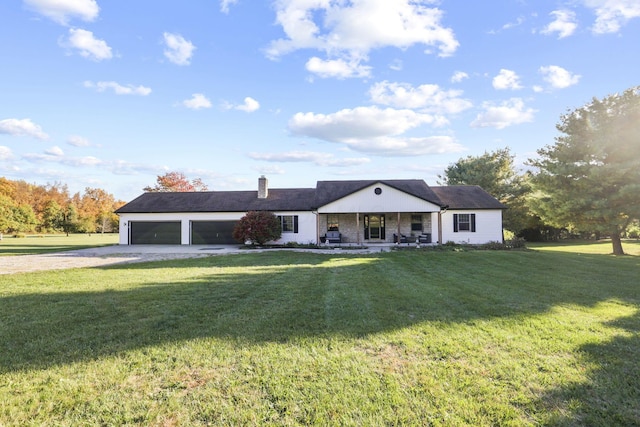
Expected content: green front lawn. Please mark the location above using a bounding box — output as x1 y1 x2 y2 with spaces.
0 233 118 256
527 239 640 256
1 248 638 425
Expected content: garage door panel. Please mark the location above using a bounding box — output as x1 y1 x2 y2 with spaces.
130 221 181 245
191 221 238 244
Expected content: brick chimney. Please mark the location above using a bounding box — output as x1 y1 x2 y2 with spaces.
258 175 268 199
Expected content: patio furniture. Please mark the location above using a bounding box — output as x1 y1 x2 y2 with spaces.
325 230 342 244
418 233 432 244
393 233 408 243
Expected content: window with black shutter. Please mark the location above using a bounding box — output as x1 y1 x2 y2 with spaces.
453 213 476 232
278 215 298 233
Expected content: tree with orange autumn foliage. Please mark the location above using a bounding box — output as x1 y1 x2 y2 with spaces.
143 171 209 192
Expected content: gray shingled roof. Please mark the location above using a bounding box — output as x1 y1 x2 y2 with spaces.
115 188 317 213
431 185 506 210
115 181 505 214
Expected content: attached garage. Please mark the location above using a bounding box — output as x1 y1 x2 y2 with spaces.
130 221 181 245
191 221 238 245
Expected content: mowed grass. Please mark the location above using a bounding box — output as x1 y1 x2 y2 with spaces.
0 233 118 256
1 248 639 426
528 239 640 256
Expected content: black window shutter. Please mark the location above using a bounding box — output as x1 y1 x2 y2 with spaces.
453 214 458 232
364 215 369 239
471 214 476 232
293 215 298 233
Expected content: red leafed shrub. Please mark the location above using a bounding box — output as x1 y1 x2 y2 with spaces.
232 211 281 245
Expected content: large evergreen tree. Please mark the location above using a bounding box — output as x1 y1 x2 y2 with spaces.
528 86 640 255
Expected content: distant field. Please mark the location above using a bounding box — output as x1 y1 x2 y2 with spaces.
528 239 640 256
0 233 118 256
1 246 638 425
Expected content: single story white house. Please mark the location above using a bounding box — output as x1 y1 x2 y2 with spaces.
115 177 506 246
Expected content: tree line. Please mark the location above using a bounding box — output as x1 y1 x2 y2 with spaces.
0 178 125 236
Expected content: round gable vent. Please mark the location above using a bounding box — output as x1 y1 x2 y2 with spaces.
374 187 382 195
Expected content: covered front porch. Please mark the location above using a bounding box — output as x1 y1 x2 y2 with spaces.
316 212 441 245
314 181 445 246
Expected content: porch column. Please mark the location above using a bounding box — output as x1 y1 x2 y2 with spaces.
356 213 360 245
397 212 401 244
437 211 443 244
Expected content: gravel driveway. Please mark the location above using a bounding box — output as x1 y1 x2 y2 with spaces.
0 244 384 275
0 245 236 275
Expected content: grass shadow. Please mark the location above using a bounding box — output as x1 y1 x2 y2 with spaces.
1 251 638 380
536 309 640 425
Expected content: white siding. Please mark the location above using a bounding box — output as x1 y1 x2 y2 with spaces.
440 210 503 244
318 183 440 213
273 211 317 244
118 211 317 245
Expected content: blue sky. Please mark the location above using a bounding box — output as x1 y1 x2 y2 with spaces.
1 0 639 201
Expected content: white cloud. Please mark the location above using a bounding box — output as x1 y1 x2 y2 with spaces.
288 106 463 156
61 28 112 61
389 59 403 71
492 69 523 90
254 165 286 175
84 81 152 95
0 118 49 140
16 151 171 181
23 150 103 166
67 135 90 146
305 57 372 79
346 135 464 157
488 16 526 35
289 106 437 142
471 98 536 129
584 0 640 33
45 146 64 156
0 146 12 160
542 10 578 38
163 32 195 66
182 93 212 110
64 155 102 166
220 0 238 14
24 0 99 25
539 65 581 89
235 97 260 113
249 150 370 167
451 71 469 83
238 97 260 112
22 152 57 162
369 81 472 114
266 0 458 77
501 16 526 31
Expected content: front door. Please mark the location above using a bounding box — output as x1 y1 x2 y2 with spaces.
364 214 385 240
